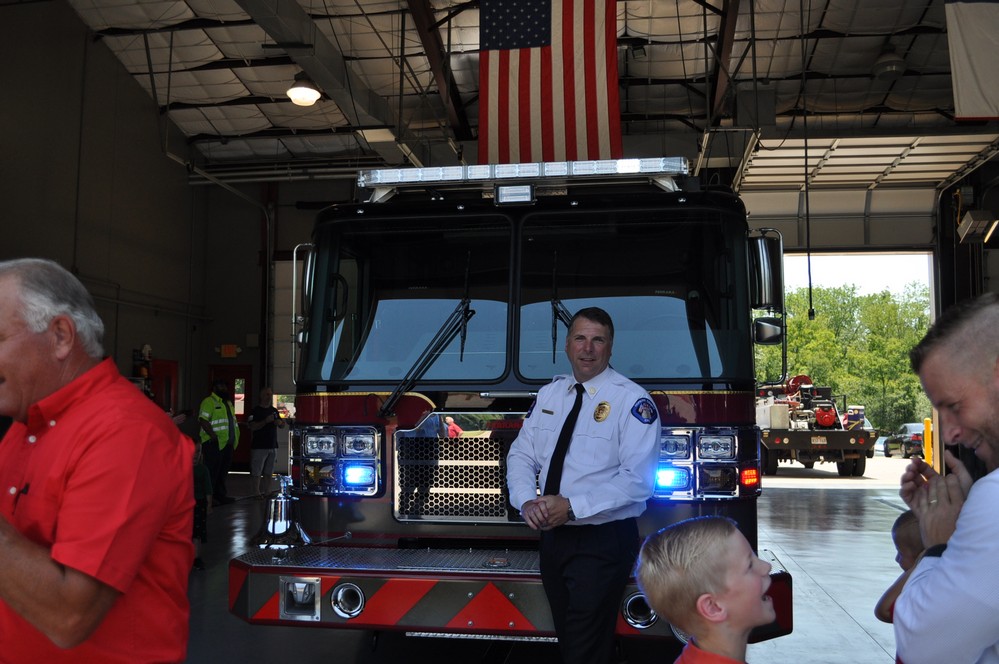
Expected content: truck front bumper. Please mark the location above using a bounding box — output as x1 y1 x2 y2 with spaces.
229 545 792 643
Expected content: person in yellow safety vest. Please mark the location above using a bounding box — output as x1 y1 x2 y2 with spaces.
198 379 240 506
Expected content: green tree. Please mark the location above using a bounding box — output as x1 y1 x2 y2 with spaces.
755 282 931 433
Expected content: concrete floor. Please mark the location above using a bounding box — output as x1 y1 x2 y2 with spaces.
186 456 909 664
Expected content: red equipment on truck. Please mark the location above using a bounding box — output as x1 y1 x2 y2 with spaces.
757 374 876 476
229 158 793 651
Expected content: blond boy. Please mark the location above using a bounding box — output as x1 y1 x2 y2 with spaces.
637 516 776 663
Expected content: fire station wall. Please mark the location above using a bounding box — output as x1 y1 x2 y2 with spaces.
0 0 210 411
198 178 352 401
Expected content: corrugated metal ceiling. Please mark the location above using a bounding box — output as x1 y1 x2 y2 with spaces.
65 0 999 191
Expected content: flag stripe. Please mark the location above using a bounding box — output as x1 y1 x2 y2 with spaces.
550 1 566 161
497 51 511 164
478 0 621 164
582 2 598 159
519 50 533 161
541 47 554 161
604 2 622 156
563 0 579 161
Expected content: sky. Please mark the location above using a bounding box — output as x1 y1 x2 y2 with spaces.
783 252 932 296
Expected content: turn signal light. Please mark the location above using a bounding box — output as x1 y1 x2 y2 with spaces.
741 467 760 487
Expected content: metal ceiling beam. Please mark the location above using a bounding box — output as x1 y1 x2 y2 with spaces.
709 0 740 123
406 0 472 142
230 0 431 166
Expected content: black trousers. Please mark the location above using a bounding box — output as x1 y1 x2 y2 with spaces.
540 518 640 664
203 441 233 500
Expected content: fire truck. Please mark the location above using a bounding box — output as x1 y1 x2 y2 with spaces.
756 375 877 477
229 158 793 650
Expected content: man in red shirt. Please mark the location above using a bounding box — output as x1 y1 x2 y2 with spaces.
445 415 464 438
0 258 194 663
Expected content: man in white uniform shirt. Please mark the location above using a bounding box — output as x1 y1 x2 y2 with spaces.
507 307 660 664
895 292 999 664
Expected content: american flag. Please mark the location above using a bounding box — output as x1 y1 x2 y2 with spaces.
477 0 622 165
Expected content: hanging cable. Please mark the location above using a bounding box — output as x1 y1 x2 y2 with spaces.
800 0 815 320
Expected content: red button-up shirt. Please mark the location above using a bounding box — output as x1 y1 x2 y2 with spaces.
0 358 194 663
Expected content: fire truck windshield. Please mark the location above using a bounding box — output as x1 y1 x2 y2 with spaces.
298 198 752 386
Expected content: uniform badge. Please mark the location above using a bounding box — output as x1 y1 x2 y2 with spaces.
631 398 658 424
594 402 611 422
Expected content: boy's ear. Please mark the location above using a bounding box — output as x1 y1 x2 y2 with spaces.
695 592 728 624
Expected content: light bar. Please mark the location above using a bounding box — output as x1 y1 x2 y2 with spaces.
357 157 689 188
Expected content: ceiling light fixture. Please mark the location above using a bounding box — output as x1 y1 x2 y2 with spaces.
287 73 321 106
872 45 906 82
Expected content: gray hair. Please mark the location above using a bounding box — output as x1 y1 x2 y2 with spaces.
0 258 105 359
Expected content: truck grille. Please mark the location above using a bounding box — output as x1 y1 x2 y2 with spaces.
395 431 517 522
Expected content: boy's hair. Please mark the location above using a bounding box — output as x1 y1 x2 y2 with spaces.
892 510 921 555
636 516 738 633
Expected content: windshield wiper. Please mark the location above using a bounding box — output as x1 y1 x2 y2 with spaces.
378 252 476 418
551 251 573 362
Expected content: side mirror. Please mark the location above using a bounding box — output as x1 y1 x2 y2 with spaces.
754 317 784 345
748 229 784 312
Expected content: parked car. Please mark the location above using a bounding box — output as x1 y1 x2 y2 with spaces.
884 423 924 458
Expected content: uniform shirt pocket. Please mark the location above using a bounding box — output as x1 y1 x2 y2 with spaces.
569 421 617 468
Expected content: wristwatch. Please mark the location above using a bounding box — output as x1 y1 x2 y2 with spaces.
565 497 576 521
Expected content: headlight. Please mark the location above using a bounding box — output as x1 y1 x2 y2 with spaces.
698 435 735 459
342 434 376 456
661 434 691 459
699 465 737 493
305 434 337 455
297 426 380 496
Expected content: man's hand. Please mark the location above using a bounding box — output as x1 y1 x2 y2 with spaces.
519 496 572 531
899 455 936 508
902 450 974 547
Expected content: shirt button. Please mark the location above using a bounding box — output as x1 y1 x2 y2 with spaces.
7 487 15 495
27 435 37 444
48 420 56 427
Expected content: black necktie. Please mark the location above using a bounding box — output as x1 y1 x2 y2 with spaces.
544 383 585 496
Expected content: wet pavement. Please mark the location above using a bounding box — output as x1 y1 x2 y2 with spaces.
187 455 912 663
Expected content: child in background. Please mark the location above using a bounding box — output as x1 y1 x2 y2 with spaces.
192 443 213 571
637 516 776 663
875 510 922 623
